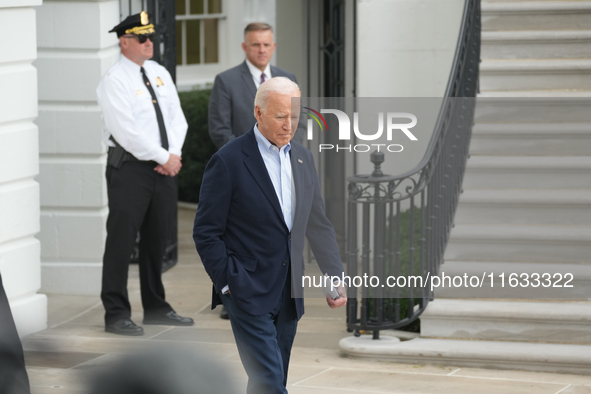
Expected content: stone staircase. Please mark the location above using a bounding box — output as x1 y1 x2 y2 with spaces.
342 0 591 374
424 0 591 366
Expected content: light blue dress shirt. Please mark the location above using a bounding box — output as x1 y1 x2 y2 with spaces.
254 124 293 231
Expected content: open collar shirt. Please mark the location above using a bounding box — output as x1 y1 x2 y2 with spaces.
254 124 294 231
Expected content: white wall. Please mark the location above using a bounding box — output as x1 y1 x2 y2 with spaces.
0 0 47 337
35 0 120 295
357 0 464 97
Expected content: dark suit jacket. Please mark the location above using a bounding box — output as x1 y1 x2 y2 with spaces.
193 129 344 320
0 274 30 394
208 61 303 149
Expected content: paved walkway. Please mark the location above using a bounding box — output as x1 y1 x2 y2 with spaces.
22 207 591 393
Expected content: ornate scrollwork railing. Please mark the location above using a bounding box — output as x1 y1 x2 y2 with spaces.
346 0 481 338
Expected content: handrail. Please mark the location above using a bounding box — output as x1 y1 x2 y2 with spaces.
345 0 481 338
380 0 481 188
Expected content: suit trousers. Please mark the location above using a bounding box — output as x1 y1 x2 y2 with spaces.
0 274 30 394
221 269 298 394
101 161 175 325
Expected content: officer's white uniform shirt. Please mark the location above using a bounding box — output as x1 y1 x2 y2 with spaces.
97 54 188 165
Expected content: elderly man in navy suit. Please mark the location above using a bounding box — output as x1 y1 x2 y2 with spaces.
209 23 304 320
194 77 346 393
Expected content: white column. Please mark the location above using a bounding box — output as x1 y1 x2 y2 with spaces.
35 0 120 295
0 0 47 337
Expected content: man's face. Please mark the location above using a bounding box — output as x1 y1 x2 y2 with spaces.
242 30 276 71
120 34 154 65
255 91 300 148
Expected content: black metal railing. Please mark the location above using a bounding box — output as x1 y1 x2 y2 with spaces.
346 0 481 338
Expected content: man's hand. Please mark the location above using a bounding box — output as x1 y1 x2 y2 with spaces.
155 154 182 176
326 285 347 309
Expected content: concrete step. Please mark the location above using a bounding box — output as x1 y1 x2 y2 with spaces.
445 224 591 264
470 123 591 156
482 1 591 31
454 189 591 225
340 336 591 375
475 94 591 123
479 91 591 97
480 59 591 91
420 299 591 344
462 156 591 189
484 0 591 3
435 261 591 299
482 30 591 60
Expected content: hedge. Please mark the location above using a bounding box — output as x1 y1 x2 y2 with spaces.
178 88 217 203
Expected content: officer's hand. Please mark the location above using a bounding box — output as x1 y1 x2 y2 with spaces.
154 165 168 175
326 285 347 309
159 154 182 176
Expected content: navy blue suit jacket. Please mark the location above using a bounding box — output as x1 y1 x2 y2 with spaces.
193 129 344 319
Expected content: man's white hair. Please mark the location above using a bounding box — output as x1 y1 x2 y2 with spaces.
254 77 301 115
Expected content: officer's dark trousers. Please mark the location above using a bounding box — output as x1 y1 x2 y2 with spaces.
101 161 176 325
0 274 31 394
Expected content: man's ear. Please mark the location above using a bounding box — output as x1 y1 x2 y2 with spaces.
241 42 247 53
254 105 262 122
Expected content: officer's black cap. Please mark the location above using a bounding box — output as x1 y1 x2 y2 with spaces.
109 11 155 38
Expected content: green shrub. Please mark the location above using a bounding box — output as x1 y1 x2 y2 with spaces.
178 88 217 203
364 208 424 333
387 208 423 332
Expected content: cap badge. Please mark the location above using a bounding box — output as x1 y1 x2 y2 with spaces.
140 11 149 25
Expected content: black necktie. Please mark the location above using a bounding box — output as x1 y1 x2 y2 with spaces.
140 67 169 150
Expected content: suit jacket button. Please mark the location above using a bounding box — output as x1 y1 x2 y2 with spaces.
282 261 288 266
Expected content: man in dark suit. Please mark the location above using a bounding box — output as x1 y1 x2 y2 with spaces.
194 77 346 393
208 22 303 150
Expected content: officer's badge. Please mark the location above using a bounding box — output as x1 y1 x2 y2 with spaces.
156 77 164 87
141 11 149 26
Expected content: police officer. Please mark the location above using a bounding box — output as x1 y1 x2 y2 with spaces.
97 12 193 336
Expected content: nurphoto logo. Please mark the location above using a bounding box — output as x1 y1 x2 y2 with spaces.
303 107 418 153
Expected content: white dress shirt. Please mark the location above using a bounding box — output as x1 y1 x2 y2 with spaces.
97 55 188 165
245 58 272 89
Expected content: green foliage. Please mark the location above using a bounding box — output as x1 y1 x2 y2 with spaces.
389 208 423 332
387 207 423 275
178 88 217 203
365 208 424 333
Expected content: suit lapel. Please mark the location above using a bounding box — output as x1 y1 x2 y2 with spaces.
240 62 257 99
242 130 285 225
